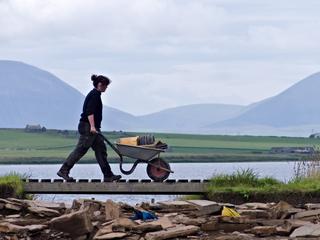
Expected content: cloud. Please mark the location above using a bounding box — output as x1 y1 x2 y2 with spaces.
0 0 225 49
0 0 320 114
107 60 320 115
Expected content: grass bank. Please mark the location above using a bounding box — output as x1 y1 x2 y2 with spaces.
206 168 320 205
0 173 25 198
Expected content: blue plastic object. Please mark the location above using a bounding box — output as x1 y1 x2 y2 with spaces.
130 209 158 221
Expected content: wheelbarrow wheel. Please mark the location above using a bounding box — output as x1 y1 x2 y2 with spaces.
147 158 170 182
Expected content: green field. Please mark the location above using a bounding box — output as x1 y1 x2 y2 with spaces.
0 128 319 164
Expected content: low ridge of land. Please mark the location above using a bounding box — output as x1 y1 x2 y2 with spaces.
0 128 318 164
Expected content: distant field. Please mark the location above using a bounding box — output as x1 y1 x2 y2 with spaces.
0 128 318 164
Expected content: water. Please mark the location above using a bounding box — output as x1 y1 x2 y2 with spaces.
0 162 296 204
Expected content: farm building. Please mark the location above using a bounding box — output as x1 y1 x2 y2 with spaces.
25 124 46 132
270 147 315 154
310 133 320 138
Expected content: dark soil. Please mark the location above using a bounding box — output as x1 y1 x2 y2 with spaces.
0 184 16 198
206 191 320 206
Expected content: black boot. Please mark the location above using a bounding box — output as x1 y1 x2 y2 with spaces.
57 163 74 181
104 174 121 182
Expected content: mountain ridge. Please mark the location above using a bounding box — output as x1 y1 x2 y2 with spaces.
211 72 320 128
0 60 134 130
1 60 319 136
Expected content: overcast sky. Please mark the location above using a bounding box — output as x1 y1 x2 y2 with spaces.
1 0 320 115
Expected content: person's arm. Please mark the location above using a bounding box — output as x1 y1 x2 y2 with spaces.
85 92 99 134
88 114 97 134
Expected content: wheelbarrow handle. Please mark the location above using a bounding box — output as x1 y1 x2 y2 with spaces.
98 133 141 175
98 133 122 157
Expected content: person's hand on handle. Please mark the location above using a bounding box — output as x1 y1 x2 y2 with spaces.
88 114 98 134
90 126 98 134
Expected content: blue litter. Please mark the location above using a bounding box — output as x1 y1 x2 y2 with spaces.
130 209 158 221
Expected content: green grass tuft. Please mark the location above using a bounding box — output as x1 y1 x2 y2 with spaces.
207 168 320 198
205 168 320 199
209 168 281 189
0 172 25 198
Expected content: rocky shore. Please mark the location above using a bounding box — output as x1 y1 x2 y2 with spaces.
1 198 320 239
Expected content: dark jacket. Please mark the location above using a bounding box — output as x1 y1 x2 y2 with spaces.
80 88 103 129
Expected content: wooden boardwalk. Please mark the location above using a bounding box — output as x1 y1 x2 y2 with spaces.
23 179 210 195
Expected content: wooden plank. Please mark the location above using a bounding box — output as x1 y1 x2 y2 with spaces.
23 181 208 195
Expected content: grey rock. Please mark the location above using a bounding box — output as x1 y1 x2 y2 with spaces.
290 224 320 237
50 209 93 236
145 225 200 240
105 200 120 221
27 206 60 218
187 200 222 216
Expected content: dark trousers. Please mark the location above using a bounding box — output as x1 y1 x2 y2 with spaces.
59 121 113 177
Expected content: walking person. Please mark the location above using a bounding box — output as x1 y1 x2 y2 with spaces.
57 74 121 182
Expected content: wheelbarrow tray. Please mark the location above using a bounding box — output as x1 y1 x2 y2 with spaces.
116 143 165 161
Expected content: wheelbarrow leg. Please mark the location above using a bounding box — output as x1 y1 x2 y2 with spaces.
119 157 144 175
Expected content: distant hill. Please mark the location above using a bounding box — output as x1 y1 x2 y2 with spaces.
211 72 320 128
136 104 245 133
2 60 320 136
0 60 247 132
0 60 135 130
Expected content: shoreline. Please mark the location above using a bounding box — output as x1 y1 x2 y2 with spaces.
0 158 303 165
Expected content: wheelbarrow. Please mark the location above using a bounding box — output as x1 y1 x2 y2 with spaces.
99 134 174 182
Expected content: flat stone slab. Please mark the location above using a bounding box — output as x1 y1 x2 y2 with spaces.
290 224 320 237
28 206 60 217
187 200 217 207
93 232 128 240
187 200 221 215
105 200 120 221
305 203 320 210
250 226 277 237
9 198 66 210
157 201 197 212
145 225 200 240
0 222 47 233
50 209 93 236
286 219 315 228
294 209 320 219
240 202 270 210
148 217 175 229
174 215 206 226
237 209 270 219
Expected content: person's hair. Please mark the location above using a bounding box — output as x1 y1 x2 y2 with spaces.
91 74 111 88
